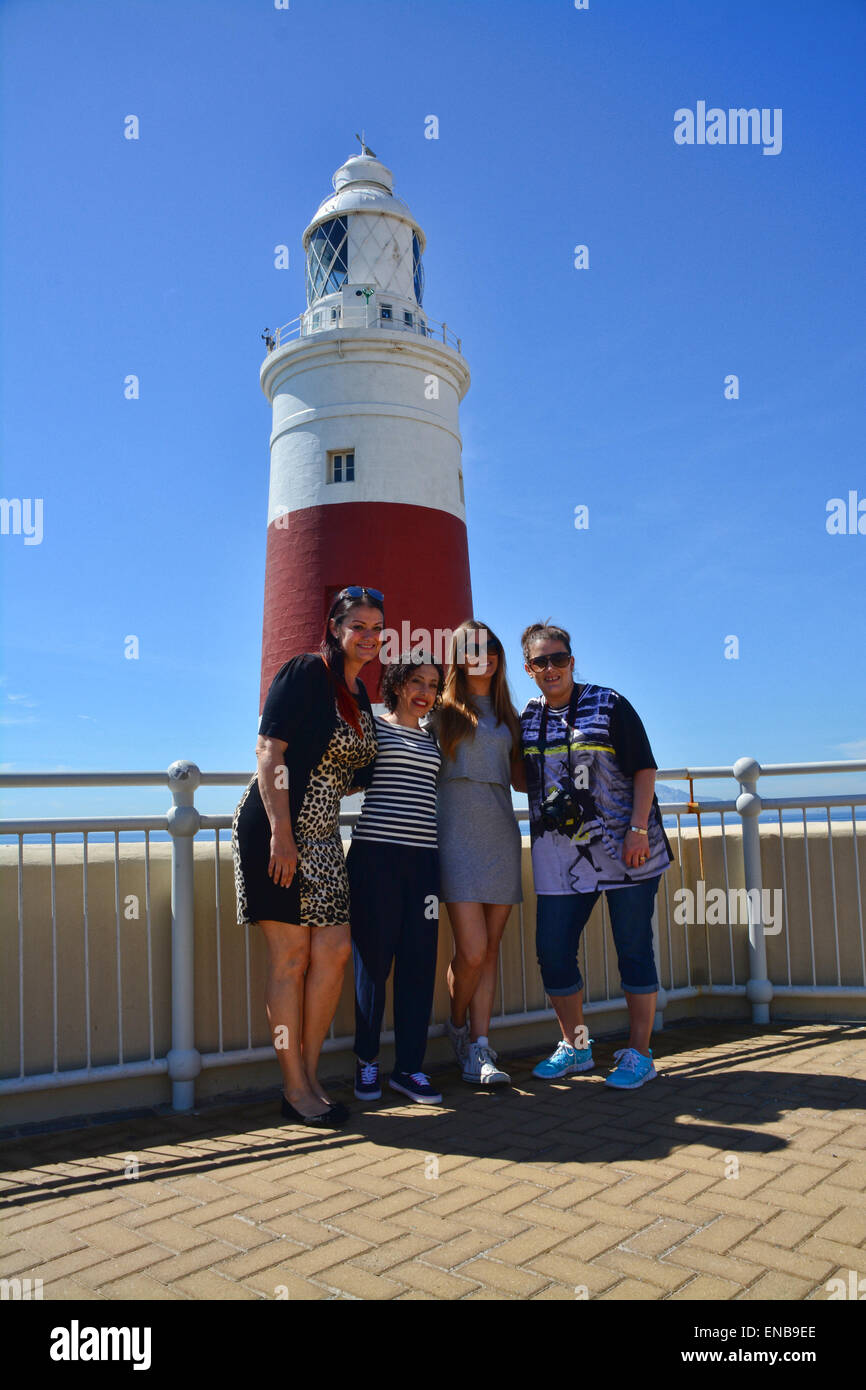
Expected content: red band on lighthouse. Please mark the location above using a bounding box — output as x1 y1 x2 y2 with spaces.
261 500 472 707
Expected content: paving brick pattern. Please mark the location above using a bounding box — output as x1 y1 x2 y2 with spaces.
2 1022 865 1301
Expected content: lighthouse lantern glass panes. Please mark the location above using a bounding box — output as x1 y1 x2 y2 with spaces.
306 216 349 305
412 232 424 305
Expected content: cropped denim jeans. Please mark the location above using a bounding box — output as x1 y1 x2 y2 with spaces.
535 876 661 997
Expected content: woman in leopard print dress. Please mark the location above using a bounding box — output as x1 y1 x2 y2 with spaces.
232 589 382 1126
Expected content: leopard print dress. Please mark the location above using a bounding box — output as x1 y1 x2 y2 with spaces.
232 708 377 928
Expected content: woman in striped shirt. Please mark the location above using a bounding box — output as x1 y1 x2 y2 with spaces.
347 652 444 1104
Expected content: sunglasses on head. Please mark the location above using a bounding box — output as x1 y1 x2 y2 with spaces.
527 652 571 671
331 585 384 611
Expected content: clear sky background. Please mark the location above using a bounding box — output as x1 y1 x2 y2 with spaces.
1 0 864 818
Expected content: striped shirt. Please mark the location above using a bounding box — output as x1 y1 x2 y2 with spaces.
352 716 441 848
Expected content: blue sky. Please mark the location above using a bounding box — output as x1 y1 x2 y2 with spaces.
1 0 864 818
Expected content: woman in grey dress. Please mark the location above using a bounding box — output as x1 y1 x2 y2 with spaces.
432 620 525 1086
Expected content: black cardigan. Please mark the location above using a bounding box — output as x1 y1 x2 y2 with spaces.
258 653 374 821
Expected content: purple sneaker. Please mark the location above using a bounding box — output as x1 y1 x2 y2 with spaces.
354 1058 381 1100
389 1071 443 1104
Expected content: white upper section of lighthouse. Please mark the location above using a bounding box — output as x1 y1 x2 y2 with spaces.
260 149 470 525
302 153 425 311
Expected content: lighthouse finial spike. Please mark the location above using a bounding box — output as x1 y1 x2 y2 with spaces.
354 130 376 158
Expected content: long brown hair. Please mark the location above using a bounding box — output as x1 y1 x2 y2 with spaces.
435 619 520 761
319 593 384 734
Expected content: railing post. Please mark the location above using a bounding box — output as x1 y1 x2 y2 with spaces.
652 899 667 1032
734 756 773 1024
166 760 202 1111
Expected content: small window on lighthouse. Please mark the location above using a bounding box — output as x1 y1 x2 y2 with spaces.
329 451 355 484
380 304 393 321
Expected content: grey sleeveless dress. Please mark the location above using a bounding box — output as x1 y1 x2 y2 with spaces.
436 694 523 904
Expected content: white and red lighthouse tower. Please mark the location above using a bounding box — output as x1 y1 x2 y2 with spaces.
259 148 473 706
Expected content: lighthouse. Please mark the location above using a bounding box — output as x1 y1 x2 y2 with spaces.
259 147 473 706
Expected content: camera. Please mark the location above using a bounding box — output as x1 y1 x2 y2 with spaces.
540 785 584 836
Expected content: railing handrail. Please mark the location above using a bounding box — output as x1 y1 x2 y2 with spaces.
3 758 866 793
658 760 866 779
0 816 169 835
4 795 866 839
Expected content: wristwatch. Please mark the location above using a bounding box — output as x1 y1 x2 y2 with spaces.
629 825 648 835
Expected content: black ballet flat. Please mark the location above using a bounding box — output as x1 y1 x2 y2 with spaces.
279 1095 332 1127
323 1101 349 1125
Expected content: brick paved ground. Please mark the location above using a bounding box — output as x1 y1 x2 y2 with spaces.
2 1021 865 1301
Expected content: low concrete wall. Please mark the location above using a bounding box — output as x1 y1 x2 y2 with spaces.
1 820 864 1126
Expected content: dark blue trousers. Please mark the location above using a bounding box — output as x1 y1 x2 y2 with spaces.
347 839 440 1075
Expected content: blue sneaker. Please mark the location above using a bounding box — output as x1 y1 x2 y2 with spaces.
354 1058 381 1100
604 1047 656 1089
532 1038 595 1079
389 1070 443 1105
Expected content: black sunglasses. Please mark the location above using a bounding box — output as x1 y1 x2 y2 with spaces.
463 632 500 654
527 652 571 671
459 635 501 661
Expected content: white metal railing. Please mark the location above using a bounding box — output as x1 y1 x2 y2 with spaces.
266 308 462 353
1 758 865 1114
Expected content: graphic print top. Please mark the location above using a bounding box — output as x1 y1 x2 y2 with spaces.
520 684 673 893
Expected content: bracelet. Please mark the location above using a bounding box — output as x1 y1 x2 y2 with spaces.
629 825 648 836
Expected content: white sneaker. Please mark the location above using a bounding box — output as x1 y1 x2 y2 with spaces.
462 1041 510 1086
445 1017 470 1067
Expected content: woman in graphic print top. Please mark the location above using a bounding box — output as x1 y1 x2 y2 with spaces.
519 620 672 1092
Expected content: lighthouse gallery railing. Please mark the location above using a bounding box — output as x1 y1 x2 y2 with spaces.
1 759 865 1114
269 310 463 354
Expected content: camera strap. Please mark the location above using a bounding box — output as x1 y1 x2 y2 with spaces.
539 684 583 798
